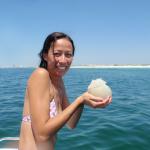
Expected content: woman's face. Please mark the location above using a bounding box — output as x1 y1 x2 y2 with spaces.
44 38 74 77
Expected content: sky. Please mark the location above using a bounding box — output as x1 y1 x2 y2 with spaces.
0 0 150 67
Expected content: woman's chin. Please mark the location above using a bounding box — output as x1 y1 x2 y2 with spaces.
55 70 66 77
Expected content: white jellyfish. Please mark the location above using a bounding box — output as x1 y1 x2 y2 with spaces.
88 78 112 99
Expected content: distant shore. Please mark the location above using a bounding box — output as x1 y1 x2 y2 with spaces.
0 64 150 69
71 64 150 68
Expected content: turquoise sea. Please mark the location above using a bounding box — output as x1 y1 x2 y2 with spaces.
0 68 150 150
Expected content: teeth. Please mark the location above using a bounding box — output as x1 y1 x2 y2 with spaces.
58 66 66 70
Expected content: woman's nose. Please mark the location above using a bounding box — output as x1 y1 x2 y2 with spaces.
58 54 67 63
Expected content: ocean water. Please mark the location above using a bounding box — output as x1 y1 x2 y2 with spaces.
0 68 150 150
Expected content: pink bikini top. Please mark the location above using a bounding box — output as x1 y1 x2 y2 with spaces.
22 99 57 123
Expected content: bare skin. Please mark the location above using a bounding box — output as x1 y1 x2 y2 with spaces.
19 38 112 150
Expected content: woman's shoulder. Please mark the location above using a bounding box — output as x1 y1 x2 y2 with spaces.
32 67 49 77
28 67 50 83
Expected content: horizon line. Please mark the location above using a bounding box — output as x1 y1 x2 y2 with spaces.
1 64 150 69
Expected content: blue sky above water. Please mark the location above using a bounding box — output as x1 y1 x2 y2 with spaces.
0 0 150 67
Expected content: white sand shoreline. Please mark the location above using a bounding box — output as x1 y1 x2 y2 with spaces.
0 65 150 69
71 65 150 68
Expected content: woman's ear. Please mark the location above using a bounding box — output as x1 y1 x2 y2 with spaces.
43 53 48 61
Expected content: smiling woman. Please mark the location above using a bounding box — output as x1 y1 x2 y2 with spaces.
18 32 112 150
42 38 74 77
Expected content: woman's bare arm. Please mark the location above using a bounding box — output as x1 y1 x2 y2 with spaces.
28 68 111 142
28 68 84 142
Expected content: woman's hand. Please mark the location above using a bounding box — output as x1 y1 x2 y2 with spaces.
80 92 112 108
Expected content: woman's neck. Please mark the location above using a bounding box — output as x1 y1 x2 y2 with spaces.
50 75 62 87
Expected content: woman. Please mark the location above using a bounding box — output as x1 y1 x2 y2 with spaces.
19 32 112 150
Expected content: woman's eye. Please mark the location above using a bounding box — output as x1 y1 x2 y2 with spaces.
65 53 73 58
53 51 73 58
53 52 61 57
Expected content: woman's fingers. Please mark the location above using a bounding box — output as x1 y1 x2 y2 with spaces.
90 96 112 108
82 92 112 108
108 96 112 104
86 92 104 102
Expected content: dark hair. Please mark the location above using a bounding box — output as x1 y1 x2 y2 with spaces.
39 32 75 69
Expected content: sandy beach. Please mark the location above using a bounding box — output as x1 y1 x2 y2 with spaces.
71 64 150 69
